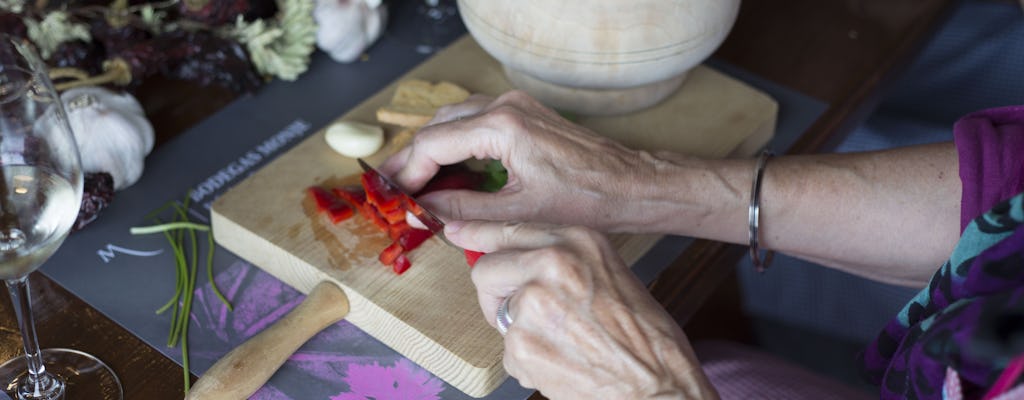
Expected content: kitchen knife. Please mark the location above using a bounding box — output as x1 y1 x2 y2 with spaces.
357 158 485 265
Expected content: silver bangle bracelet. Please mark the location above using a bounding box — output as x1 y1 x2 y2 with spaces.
748 149 775 272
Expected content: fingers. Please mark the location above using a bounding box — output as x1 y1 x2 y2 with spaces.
380 91 547 192
470 250 533 328
425 94 493 126
378 94 497 187
383 117 508 192
414 188 527 224
450 221 564 327
445 220 559 253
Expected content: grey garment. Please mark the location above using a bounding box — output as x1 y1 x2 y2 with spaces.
739 0 1024 344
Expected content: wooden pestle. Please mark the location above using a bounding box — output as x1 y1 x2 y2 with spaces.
186 281 350 399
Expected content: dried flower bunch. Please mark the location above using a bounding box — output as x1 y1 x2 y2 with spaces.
0 0 318 93
0 0 326 230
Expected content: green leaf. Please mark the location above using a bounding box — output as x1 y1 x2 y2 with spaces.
478 159 508 193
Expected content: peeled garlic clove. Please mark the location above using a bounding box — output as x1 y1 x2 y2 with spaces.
315 0 387 63
324 121 384 158
61 86 154 191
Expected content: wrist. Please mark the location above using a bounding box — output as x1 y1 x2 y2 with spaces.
620 152 750 241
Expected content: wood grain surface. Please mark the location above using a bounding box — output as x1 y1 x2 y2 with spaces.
210 35 775 397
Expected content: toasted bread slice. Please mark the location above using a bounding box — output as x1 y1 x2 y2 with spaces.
376 79 470 128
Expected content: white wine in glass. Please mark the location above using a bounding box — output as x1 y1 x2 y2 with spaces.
0 34 122 399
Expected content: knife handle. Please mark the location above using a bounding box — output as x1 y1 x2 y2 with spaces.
186 281 350 400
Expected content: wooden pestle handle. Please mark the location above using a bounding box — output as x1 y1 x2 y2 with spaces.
186 281 350 400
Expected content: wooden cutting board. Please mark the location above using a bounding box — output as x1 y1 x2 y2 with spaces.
210 35 777 397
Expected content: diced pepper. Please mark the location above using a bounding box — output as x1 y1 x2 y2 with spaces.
464 250 485 267
378 241 403 266
307 186 355 224
359 201 390 231
327 207 354 224
361 172 404 212
398 228 433 251
388 221 410 240
331 187 367 208
405 198 424 215
383 208 407 225
393 254 411 275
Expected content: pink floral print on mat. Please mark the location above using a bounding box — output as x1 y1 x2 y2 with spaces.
188 261 445 400
332 359 445 400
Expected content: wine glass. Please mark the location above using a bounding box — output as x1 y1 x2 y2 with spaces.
416 0 459 54
0 34 122 399
390 0 461 54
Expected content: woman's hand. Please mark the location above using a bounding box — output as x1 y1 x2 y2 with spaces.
381 90 960 286
445 220 719 400
380 91 662 232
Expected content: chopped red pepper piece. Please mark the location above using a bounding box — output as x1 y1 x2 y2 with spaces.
328 207 354 224
388 221 410 240
405 198 424 215
383 208 407 225
331 187 367 208
378 241 403 266
464 250 485 267
398 228 433 251
361 172 404 212
307 186 355 224
393 254 411 275
359 202 389 231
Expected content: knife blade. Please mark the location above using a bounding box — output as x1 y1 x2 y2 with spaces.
357 158 458 248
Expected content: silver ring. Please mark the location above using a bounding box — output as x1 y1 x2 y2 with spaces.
495 296 514 335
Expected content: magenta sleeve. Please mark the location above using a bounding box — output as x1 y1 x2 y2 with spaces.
954 105 1024 232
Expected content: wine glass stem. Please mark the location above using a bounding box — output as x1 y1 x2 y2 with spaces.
6 276 63 399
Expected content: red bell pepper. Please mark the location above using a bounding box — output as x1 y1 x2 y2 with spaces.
398 228 433 252
464 250 485 267
331 187 367 208
307 186 355 224
378 241 403 266
361 172 404 212
392 254 412 275
383 208 407 225
388 221 410 240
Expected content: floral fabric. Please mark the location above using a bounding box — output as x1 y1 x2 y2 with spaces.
860 106 1024 399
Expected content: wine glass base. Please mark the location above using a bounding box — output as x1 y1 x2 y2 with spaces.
389 0 463 55
0 348 122 400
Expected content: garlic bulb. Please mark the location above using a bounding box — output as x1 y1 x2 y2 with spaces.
61 86 154 191
314 0 387 63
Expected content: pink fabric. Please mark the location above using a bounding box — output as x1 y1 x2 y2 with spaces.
944 367 1024 400
693 341 874 400
954 105 1024 232
983 355 1024 400
946 367 965 400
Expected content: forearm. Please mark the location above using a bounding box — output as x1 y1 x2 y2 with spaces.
622 143 960 287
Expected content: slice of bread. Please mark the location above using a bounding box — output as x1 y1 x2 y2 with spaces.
376 79 470 128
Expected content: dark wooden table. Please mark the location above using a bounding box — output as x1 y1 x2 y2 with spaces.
0 0 957 398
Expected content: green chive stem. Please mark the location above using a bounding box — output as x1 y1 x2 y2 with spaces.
130 222 210 235
206 233 233 311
